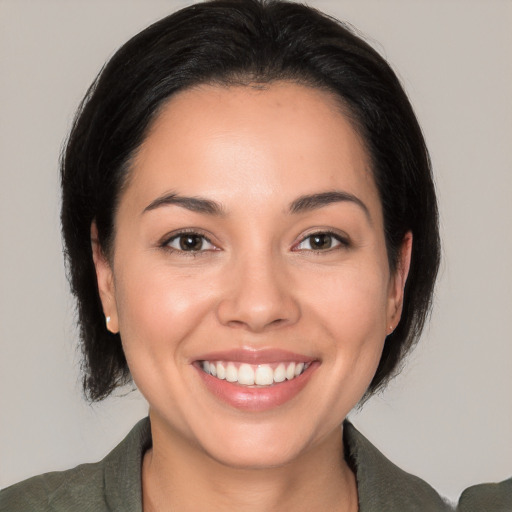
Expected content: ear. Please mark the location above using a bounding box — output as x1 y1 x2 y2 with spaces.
387 231 413 334
91 222 119 334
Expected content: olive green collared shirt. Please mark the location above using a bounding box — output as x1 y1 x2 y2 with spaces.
1 417 507 511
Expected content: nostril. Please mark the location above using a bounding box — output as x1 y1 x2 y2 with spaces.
226 317 287 331
216 285 301 332
226 320 247 329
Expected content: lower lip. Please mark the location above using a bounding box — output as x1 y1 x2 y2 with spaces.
195 362 319 412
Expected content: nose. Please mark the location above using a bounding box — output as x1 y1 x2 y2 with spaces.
216 251 301 333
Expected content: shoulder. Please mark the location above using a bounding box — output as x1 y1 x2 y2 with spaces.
0 462 107 512
0 417 151 512
343 421 454 511
457 477 512 512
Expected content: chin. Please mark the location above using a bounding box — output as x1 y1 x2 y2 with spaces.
193 418 322 470
204 439 302 470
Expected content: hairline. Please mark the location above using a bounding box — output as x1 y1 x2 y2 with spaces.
104 77 379 260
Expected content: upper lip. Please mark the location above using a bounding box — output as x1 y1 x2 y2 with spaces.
192 348 316 364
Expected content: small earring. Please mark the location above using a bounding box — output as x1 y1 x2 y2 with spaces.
106 316 111 329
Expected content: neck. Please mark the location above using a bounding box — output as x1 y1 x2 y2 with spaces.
142 411 358 512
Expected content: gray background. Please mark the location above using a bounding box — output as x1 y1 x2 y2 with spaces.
1 0 511 502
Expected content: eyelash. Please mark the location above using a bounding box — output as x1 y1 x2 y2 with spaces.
160 229 350 256
161 229 218 256
293 231 350 253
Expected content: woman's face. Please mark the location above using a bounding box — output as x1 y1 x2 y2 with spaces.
94 82 410 468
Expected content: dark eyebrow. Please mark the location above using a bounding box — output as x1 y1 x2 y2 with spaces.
142 192 225 216
289 191 371 221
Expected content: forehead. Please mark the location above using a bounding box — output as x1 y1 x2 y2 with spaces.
125 82 380 217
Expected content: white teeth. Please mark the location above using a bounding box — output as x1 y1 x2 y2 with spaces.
255 365 274 386
273 363 286 383
216 362 226 380
226 362 238 382
201 360 310 386
238 364 255 385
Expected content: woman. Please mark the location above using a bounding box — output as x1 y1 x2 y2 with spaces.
1 1 509 510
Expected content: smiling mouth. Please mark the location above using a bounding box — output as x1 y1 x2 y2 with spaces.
199 360 311 387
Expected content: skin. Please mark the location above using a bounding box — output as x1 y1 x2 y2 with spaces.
92 82 412 511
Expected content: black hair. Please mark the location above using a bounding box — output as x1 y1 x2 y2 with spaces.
61 0 440 401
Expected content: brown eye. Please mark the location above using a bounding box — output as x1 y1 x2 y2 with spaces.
179 234 203 251
295 232 347 252
309 234 333 250
166 233 215 252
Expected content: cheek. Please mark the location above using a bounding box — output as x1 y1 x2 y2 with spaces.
307 260 390 336
113 259 218 360
304 262 389 389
